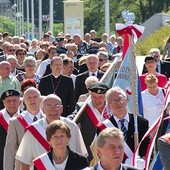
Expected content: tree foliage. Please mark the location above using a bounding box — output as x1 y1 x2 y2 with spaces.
8 0 170 37
0 16 15 35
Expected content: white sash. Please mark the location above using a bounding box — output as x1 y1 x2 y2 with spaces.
33 152 55 170
100 119 133 158
2 111 11 124
26 121 51 152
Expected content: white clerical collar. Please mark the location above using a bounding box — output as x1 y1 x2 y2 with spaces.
52 73 61 79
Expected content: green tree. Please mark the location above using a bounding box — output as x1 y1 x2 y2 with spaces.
0 16 15 35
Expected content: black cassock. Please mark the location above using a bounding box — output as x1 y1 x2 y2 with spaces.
38 74 75 117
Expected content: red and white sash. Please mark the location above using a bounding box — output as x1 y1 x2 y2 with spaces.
85 105 99 127
98 119 133 159
85 104 110 128
26 122 51 152
0 111 9 131
33 153 55 170
17 114 31 130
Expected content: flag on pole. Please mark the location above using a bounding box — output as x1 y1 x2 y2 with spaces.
112 34 143 116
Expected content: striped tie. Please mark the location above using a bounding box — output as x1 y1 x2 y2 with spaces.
119 119 128 141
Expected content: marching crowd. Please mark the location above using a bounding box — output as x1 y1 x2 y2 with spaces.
0 30 170 170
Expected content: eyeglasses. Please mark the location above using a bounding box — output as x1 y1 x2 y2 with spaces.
44 105 62 110
8 49 15 52
18 53 25 55
112 97 125 104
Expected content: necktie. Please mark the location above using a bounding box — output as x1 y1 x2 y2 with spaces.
119 119 128 141
33 116 37 122
92 73 95 76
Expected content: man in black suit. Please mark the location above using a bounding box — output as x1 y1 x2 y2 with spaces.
97 87 149 166
89 128 140 170
75 54 104 102
0 90 21 170
38 56 75 117
142 48 170 79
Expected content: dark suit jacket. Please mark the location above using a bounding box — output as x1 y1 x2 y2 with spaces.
34 148 89 170
75 70 104 102
76 105 98 162
91 163 140 170
142 60 170 78
97 114 149 159
0 124 7 170
38 74 75 117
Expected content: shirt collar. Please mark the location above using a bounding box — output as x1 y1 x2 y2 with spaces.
113 112 129 124
89 71 98 77
26 110 42 121
97 161 122 170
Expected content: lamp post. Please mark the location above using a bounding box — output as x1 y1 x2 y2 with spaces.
49 0 53 34
31 0 35 39
39 0 42 40
21 0 24 35
105 0 110 35
11 3 17 36
26 0 30 39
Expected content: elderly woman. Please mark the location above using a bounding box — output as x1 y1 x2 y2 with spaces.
16 48 27 71
16 56 40 85
33 120 88 170
142 74 165 127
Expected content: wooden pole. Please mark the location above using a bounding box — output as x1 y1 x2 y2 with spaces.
129 34 139 148
73 55 120 123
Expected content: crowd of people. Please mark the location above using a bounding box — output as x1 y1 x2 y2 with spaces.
0 30 170 170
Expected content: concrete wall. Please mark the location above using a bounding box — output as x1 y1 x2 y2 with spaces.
139 13 170 41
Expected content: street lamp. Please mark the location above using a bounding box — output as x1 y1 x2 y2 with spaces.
11 4 17 35
105 0 110 35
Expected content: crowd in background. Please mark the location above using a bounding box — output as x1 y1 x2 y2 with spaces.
0 30 170 170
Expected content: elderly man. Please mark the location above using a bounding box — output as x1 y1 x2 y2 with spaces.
0 90 21 169
89 128 140 170
75 54 104 102
7 55 23 76
73 82 110 162
15 94 87 170
73 34 89 55
4 87 44 170
97 87 149 165
0 61 21 109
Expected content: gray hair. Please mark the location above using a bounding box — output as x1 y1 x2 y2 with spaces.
23 56 36 66
106 86 127 103
96 127 124 147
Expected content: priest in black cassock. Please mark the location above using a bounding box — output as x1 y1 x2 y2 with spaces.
38 56 75 117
